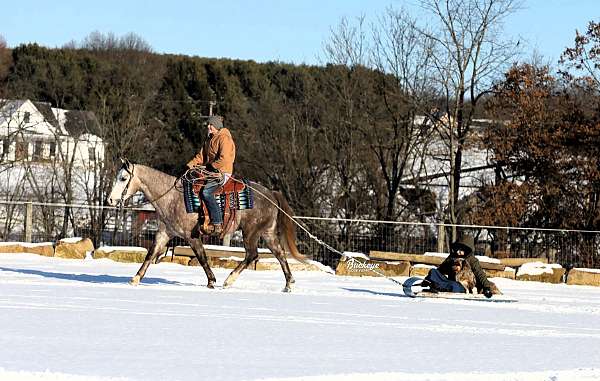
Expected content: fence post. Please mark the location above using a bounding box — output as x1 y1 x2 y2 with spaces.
437 223 445 253
24 201 33 242
222 233 231 247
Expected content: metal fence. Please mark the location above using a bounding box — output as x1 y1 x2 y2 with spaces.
296 217 600 269
1 201 599 269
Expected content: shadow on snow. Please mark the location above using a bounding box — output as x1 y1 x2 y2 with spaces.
341 287 407 298
0 267 195 286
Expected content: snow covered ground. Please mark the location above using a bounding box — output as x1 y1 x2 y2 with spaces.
1 253 600 381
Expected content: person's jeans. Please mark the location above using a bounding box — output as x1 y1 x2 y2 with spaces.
425 268 466 293
201 179 223 224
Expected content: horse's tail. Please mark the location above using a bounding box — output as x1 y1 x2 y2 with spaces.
273 191 308 264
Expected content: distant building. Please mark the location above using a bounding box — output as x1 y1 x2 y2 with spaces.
0 99 104 166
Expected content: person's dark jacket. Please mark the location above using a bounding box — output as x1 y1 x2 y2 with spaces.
438 235 492 290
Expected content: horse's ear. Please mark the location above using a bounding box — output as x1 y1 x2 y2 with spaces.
120 157 132 169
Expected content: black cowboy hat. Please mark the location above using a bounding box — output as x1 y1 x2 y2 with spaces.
450 234 475 255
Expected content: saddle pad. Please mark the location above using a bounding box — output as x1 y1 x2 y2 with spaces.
183 178 254 213
183 180 201 213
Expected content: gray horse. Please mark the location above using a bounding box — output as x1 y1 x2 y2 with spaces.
107 159 306 292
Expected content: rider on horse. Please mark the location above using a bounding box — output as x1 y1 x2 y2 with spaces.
187 115 236 235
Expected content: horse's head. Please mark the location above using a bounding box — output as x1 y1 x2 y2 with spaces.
107 158 139 207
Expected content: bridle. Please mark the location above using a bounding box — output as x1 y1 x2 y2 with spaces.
117 163 136 210
117 163 179 211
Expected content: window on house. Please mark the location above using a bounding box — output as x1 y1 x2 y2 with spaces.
49 142 56 158
88 147 96 161
32 141 44 161
23 112 30 124
15 141 28 161
1 139 9 160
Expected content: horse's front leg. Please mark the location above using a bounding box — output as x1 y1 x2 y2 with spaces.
188 238 216 288
130 228 171 286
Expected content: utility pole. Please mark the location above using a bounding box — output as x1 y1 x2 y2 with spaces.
208 101 216 117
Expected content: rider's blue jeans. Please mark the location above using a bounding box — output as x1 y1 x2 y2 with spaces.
425 268 466 293
201 180 223 224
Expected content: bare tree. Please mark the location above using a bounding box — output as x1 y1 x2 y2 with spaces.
324 10 439 222
0 103 28 240
418 0 521 237
368 7 439 222
560 21 600 88
322 16 372 219
70 31 153 53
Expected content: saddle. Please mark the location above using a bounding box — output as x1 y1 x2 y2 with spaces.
183 175 254 238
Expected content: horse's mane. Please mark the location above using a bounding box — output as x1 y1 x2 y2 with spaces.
134 164 176 181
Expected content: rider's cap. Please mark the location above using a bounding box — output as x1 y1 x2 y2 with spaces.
206 115 223 129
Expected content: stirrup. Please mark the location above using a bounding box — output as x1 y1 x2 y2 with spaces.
212 224 223 235
202 223 223 236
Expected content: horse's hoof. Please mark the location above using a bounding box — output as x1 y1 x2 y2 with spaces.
223 275 237 288
282 286 292 293
207 282 215 289
129 276 140 286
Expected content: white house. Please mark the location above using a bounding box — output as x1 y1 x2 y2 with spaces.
0 99 104 167
0 99 107 209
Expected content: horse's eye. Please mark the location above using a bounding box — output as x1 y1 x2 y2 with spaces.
120 177 127 182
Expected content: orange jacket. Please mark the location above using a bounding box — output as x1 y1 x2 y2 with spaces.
187 128 236 174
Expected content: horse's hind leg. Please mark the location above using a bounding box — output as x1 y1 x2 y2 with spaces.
130 228 170 286
188 239 217 288
263 233 295 292
223 232 259 288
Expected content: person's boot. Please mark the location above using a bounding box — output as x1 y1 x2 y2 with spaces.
420 279 438 293
211 223 223 236
203 223 223 236
426 281 439 293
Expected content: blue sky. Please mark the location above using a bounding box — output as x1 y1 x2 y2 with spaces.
3 0 598 65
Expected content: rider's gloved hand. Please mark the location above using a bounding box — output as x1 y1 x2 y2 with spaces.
206 163 219 173
483 287 493 298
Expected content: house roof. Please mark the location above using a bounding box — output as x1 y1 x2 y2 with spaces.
62 110 102 138
31 101 60 129
2 99 103 140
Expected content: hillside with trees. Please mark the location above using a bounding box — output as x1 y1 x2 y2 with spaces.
1 7 599 240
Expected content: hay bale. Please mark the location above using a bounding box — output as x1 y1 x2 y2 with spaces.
54 238 94 259
500 257 548 267
209 257 244 269
566 268 600 286
0 242 26 254
158 255 191 266
485 267 516 280
410 264 434 277
27 243 54 257
516 262 565 284
0 242 55 257
94 246 148 263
